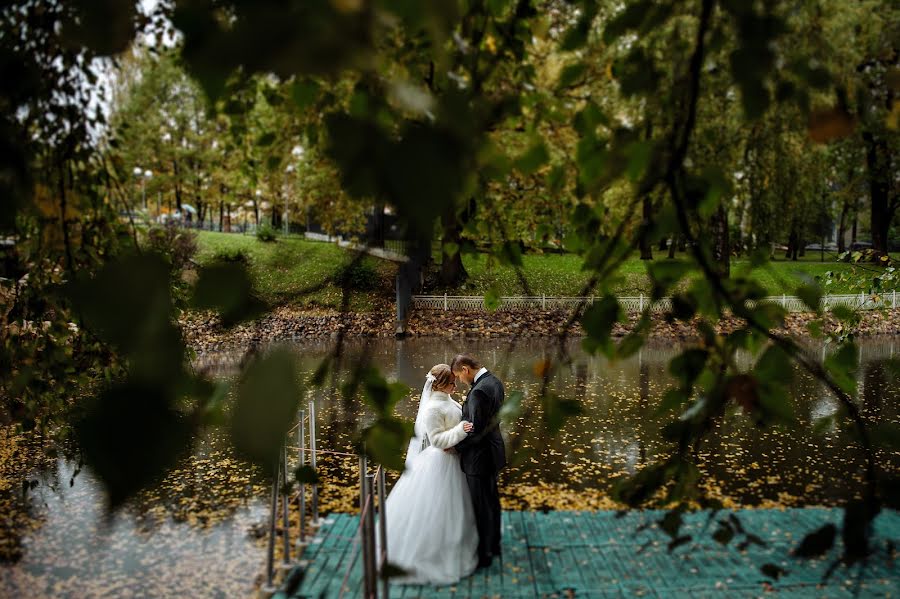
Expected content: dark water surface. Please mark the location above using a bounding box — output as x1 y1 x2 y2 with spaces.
2 336 898 597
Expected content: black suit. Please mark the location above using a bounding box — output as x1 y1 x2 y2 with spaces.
455 371 506 562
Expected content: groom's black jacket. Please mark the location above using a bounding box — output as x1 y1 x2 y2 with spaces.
456 371 507 476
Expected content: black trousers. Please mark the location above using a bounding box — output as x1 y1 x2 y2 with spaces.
465 473 501 560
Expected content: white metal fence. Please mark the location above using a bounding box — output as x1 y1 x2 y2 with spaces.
411 291 900 312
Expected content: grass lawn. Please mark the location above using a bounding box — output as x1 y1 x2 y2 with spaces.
193 231 397 311
431 251 900 297
193 231 897 309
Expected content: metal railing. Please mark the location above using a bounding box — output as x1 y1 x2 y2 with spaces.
412 291 900 313
261 397 391 599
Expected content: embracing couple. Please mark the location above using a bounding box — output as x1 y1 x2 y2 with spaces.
381 353 506 585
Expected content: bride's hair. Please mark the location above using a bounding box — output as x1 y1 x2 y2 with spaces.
429 363 455 390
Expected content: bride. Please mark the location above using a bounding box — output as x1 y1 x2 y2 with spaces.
380 364 479 585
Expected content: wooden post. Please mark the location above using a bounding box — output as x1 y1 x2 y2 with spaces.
639 293 644 312
444 293 448 311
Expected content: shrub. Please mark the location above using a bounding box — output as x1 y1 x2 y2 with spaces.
256 224 278 242
335 260 380 291
213 247 251 264
145 223 198 272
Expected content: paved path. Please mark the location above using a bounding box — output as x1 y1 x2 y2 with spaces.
275 508 899 598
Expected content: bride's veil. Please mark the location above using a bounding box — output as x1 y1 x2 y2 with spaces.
404 373 435 469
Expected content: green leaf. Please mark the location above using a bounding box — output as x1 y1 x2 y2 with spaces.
756 382 795 425
362 417 414 471
294 465 320 484
497 241 524 268
603 1 652 44
760 563 787 581
669 349 708 389
231 350 302 465
796 283 823 312
573 101 608 135
626 140 654 182
192 262 266 327
499 390 524 424
647 261 693 299
76 381 194 509
824 342 859 396
514 142 550 175
291 79 320 109
697 167 732 218
484 286 502 312
871 423 900 451
612 463 668 507
830 305 855 321
656 387 690 414
793 523 836 558
557 62 587 89
541 393 583 434
257 131 277 147
380 562 411 580
354 367 410 415
713 521 734 545
581 296 622 356
755 345 793 385
442 242 459 257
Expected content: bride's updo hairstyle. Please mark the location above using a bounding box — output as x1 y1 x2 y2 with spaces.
429 363 455 391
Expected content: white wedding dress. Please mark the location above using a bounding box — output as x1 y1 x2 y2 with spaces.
380 378 479 585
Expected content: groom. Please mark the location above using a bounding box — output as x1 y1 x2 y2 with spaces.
451 353 506 569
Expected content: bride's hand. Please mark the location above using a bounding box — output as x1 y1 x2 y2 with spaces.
444 447 457 454
462 421 474 433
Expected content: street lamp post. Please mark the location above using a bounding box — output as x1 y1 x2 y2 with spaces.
133 167 152 211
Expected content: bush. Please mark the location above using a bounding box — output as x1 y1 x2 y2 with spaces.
145 223 198 272
335 260 380 291
256 224 278 242
213 247 251 264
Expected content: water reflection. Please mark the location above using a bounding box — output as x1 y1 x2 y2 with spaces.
217 336 900 512
2 336 898 597
1 430 270 597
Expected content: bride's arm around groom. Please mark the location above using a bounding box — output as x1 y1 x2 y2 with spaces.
423 404 469 449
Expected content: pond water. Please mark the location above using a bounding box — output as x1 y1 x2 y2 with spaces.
2 336 898 597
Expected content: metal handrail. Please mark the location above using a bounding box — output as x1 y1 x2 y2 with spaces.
264 400 393 599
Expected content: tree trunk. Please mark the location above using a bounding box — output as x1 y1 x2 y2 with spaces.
440 204 467 286
837 196 850 253
864 132 894 257
218 200 224 231
372 202 386 247
173 158 182 211
639 194 653 260
658 238 668 252
710 204 730 278
667 236 677 259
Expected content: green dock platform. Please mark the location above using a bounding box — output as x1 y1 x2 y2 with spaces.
275 508 899 598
